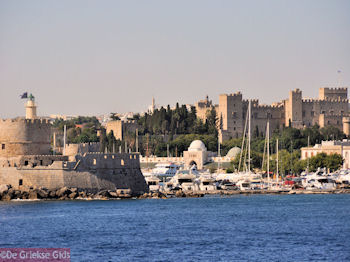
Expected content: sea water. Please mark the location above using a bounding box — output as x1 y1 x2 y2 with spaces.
0 195 349 261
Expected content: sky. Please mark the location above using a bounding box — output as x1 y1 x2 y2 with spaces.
0 0 349 118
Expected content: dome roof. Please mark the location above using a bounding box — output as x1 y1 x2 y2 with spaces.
226 147 241 158
188 140 207 152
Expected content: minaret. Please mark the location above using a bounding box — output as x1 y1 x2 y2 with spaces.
25 94 37 120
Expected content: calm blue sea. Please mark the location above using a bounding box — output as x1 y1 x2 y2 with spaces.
0 195 349 262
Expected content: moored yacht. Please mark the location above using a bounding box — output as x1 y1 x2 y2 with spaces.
142 162 180 178
301 168 336 190
144 176 161 192
166 169 196 192
197 174 217 191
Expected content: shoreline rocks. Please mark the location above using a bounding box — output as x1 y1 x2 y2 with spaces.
0 185 140 201
1 185 350 201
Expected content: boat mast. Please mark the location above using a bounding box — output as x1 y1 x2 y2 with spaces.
238 108 249 172
276 138 279 183
136 128 139 153
248 99 251 173
218 136 221 171
307 136 310 173
267 120 270 184
63 124 66 155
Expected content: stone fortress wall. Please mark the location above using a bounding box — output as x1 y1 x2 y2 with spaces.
0 152 147 194
244 100 284 137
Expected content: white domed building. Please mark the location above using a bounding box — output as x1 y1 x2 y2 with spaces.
183 140 209 170
226 147 241 160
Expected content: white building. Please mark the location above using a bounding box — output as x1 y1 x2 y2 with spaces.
301 140 350 169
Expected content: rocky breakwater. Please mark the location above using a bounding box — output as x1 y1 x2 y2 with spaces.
0 185 135 201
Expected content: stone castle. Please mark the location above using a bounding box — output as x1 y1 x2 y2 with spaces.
106 119 139 141
0 97 148 195
195 87 350 141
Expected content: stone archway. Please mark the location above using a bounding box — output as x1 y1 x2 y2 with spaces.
189 161 197 168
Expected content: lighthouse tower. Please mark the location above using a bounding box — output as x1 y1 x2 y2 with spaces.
25 94 37 120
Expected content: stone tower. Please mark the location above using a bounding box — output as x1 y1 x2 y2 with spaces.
285 89 303 128
319 87 348 100
343 117 350 136
25 94 37 120
0 94 51 157
218 92 244 141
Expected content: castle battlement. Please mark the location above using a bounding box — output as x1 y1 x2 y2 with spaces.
302 98 320 103
253 104 282 109
222 91 242 97
292 88 302 93
243 99 259 104
302 98 349 103
323 98 348 103
321 87 348 91
0 118 50 125
124 120 137 124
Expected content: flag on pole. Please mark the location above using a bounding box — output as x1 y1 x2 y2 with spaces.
20 92 28 99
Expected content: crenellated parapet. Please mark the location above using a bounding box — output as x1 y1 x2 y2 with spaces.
243 99 258 103
252 103 284 109
323 97 349 103
302 98 320 103
227 91 242 97
322 87 347 91
0 118 50 125
303 98 349 104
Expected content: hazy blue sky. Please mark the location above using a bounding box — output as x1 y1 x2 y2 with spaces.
1 0 349 118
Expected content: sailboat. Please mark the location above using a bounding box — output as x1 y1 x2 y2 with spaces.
235 100 263 189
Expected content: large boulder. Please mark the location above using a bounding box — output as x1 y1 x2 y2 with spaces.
0 184 10 195
56 187 71 198
28 191 38 200
175 190 185 198
21 191 29 199
97 190 110 198
6 188 15 199
78 191 87 198
68 192 78 199
48 190 56 199
108 191 119 198
2 194 12 201
13 190 23 199
35 189 48 199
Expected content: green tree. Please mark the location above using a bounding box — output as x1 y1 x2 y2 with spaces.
205 107 218 136
325 153 343 171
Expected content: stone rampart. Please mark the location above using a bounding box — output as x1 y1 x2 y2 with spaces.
0 153 148 195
